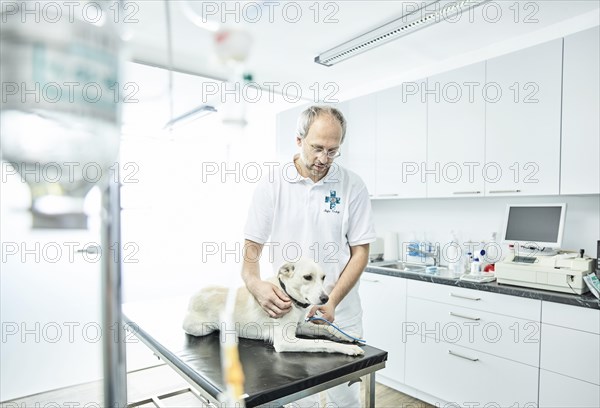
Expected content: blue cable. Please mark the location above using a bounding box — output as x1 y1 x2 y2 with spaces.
306 316 366 344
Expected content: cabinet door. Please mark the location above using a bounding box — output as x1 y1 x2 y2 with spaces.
275 103 308 161
407 296 540 367
342 95 377 195
539 370 600 408
360 273 406 383
541 324 600 385
1 224 103 400
405 332 539 406
561 26 600 195
485 39 562 196
376 83 427 198
427 62 486 198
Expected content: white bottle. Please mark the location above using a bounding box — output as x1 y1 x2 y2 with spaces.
471 258 480 275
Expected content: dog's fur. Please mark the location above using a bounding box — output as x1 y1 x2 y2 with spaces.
182 258 364 356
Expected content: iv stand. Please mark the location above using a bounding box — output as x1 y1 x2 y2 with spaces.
101 170 128 408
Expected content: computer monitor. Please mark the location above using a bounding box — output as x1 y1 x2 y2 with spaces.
501 203 567 254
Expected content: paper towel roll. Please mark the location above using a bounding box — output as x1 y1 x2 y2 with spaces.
383 232 399 261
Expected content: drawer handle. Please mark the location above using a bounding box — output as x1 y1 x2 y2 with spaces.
77 245 101 254
452 191 481 195
448 350 479 362
377 193 399 197
450 293 481 301
488 190 521 194
450 312 480 321
362 278 380 283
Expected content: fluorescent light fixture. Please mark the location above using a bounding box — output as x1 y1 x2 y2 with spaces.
315 0 490 67
164 105 218 129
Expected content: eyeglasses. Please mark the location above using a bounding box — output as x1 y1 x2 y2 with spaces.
309 144 341 159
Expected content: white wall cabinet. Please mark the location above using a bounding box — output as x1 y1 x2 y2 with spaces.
342 95 377 195
485 39 563 196
359 273 406 384
539 301 600 408
275 103 308 161
427 62 486 198
277 30 597 199
376 83 427 198
561 26 600 195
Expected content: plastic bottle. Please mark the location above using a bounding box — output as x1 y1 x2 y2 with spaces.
465 252 473 274
447 230 462 277
471 257 480 275
507 244 515 261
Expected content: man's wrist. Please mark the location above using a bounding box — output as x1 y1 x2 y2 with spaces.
327 293 341 308
244 275 261 293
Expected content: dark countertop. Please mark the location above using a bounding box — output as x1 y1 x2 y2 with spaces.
365 264 600 310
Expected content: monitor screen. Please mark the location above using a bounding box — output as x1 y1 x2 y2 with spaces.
502 204 566 248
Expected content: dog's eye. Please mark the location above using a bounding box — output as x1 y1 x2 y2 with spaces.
303 275 313 281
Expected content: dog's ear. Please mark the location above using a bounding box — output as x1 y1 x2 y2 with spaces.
278 262 295 277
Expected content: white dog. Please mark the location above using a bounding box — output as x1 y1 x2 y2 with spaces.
182 258 364 356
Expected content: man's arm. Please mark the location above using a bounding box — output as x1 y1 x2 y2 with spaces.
242 239 292 318
309 243 370 322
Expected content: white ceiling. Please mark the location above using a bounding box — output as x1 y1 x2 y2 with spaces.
128 1 600 101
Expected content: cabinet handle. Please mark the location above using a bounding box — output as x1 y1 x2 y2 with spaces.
488 190 521 194
450 312 480 321
448 350 479 362
77 245 101 254
450 293 481 301
377 193 399 197
362 278 380 283
452 191 481 195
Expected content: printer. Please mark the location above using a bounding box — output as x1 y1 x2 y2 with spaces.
495 252 595 294
496 203 595 294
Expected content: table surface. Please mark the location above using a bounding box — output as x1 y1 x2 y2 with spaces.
123 297 388 407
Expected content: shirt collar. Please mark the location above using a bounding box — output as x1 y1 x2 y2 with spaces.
286 155 339 185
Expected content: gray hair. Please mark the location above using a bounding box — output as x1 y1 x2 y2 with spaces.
296 106 347 143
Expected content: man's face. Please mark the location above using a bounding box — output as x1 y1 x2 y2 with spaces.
296 115 343 180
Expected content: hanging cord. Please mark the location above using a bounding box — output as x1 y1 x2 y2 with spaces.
165 0 174 133
305 316 367 344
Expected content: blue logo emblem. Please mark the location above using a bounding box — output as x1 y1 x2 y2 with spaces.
325 190 341 210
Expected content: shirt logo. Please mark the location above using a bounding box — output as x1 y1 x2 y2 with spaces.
325 190 341 210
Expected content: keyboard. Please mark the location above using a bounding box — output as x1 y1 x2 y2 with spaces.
460 274 496 283
513 256 537 264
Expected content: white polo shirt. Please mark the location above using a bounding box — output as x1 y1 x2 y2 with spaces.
244 157 376 324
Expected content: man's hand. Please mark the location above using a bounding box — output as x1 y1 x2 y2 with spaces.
247 279 292 318
307 302 335 324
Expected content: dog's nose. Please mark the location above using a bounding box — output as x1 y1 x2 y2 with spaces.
319 294 329 304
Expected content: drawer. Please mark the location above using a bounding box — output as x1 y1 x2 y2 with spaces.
541 323 600 384
405 332 538 406
407 280 541 321
539 369 600 408
360 273 406 383
542 301 600 334
407 296 540 367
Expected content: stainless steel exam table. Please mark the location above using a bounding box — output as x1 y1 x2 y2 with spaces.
123 297 388 407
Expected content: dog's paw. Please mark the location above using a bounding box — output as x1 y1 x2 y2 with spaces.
343 344 365 356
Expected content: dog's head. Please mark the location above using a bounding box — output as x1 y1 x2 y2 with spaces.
278 258 329 306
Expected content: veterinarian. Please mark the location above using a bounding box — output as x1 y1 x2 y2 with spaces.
242 105 376 407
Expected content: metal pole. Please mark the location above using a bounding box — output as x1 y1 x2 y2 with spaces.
101 171 128 408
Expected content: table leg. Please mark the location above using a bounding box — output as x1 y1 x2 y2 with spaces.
364 373 375 408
